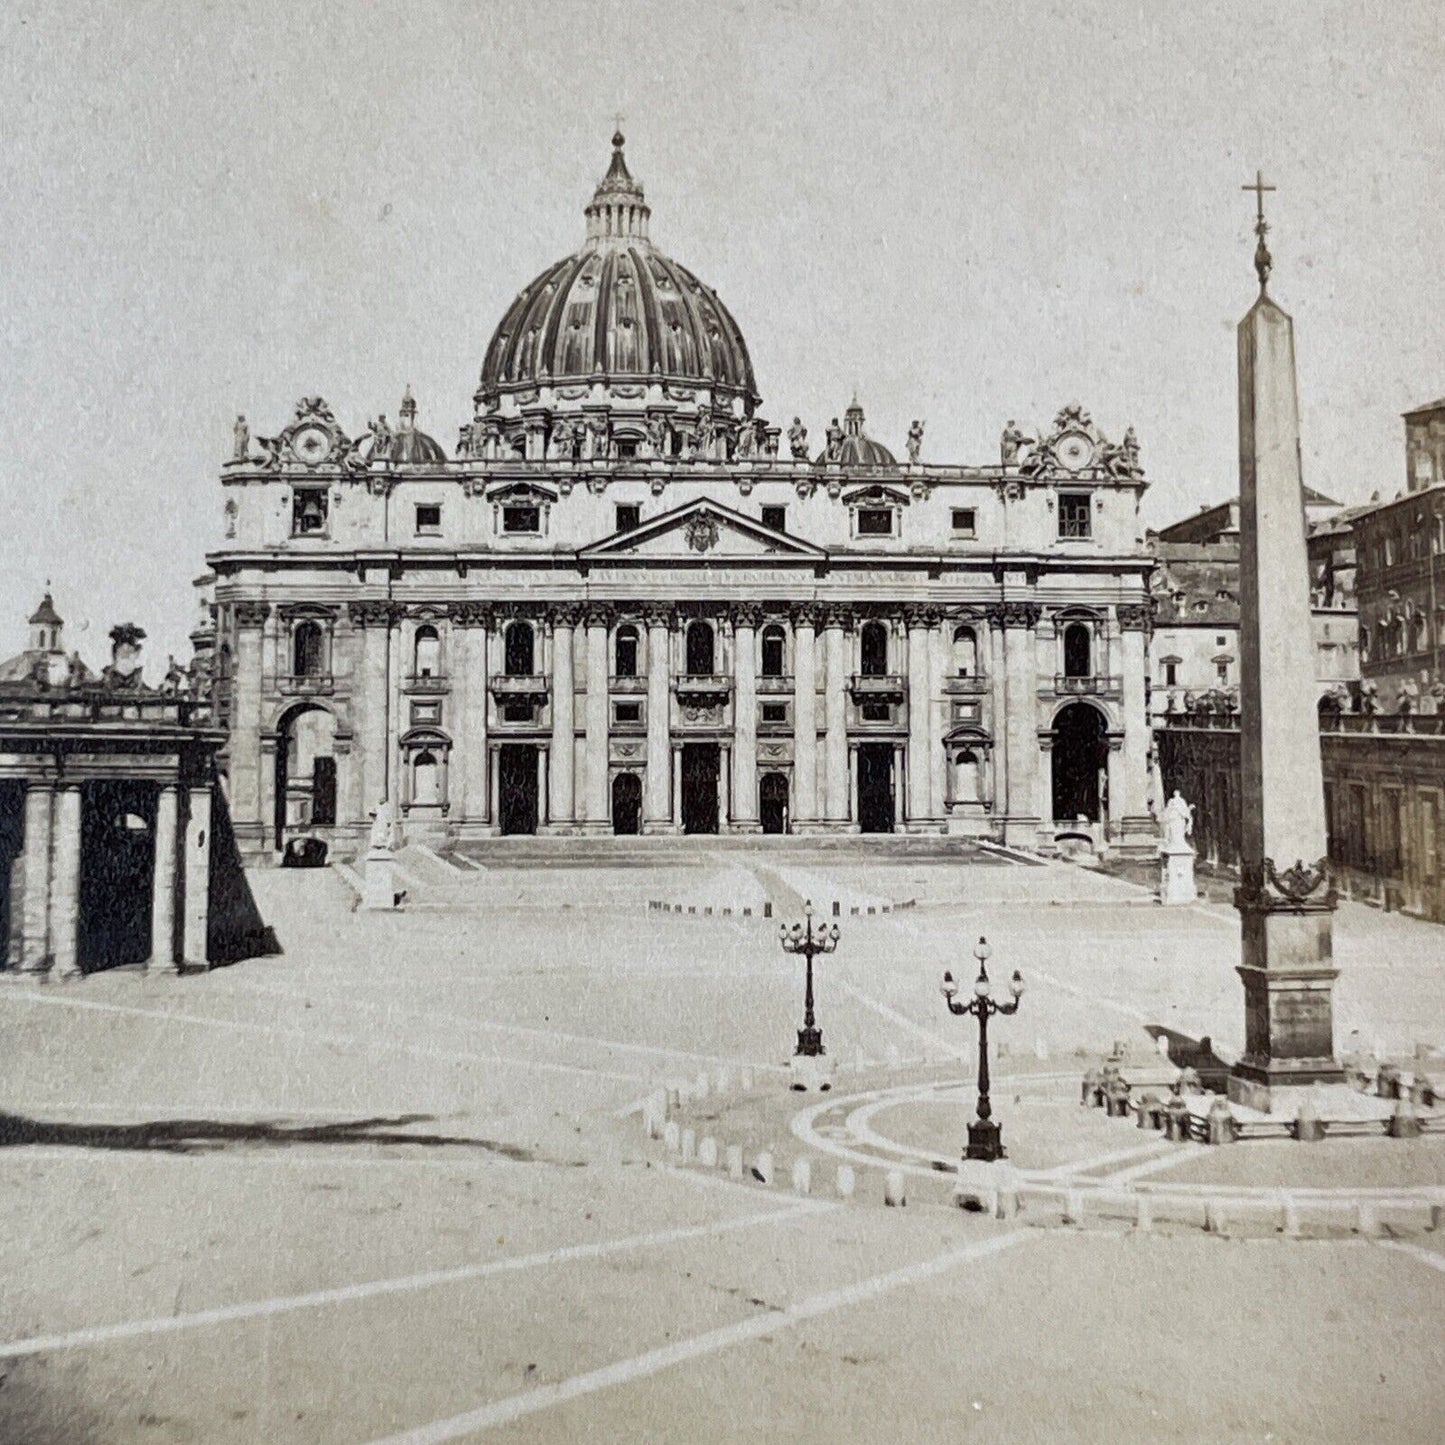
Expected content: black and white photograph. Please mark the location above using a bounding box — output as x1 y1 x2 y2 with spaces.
1 2 1443 1440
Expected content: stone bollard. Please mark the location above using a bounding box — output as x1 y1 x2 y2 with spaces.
1081 1068 1101 1107
643 1097 663 1140
725 1144 744 1180
1177 1067 1203 1095
663 1121 680 1153
1356 1200 1382 1237
1164 1096 1190 1142
1135 1092 1160 1130
681 1127 696 1163
739 1068 755 1092
1282 1195 1302 1239
1206 1097 1237 1146
693 1071 711 1102
752 1150 774 1186
1204 1198 1227 1235
1388 1092 1422 1140
1134 1194 1154 1233
1106 1079 1132 1119
714 1068 732 1095
883 1170 907 1207
1294 1091 1326 1143
1412 1074 1436 1109
791 1159 812 1196
1378 1064 1401 1100
835 1165 856 1199
698 1136 719 1169
1062 1190 1086 1226
1157 1033 1173 1059
1035 1037 1050 1061
666 1085 683 1112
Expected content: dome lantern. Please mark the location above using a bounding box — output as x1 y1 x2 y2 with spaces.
584 132 651 246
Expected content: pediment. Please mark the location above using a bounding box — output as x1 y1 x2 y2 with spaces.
580 498 825 561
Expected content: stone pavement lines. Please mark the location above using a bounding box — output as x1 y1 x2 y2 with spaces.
0 1199 834 1363
1097 1143 1213 1185
1380 1241 1445 1274
1 989 655 1086
361 1230 1036 1445
834 980 963 1059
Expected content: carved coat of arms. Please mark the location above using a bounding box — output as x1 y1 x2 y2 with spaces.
684 514 720 553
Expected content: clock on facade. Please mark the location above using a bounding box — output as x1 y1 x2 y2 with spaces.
1055 431 1095 472
291 425 333 466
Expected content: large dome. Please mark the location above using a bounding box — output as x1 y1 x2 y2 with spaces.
476 135 758 412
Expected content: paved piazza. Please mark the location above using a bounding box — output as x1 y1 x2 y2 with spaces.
3 843 1445 1443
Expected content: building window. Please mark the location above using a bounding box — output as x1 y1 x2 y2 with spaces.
860 621 889 677
415 503 442 536
615 503 641 533
951 508 977 538
413 625 441 678
615 624 640 678
615 439 638 460
292 621 325 677
503 505 540 534
686 620 715 676
614 700 642 725
761 702 788 724
761 505 787 533
502 700 533 722
504 621 534 676
951 625 978 677
856 508 894 537
410 700 442 727
1215 661 1229 684
1063 623 1091 679
1164 661 1178 687
861 701 892 722
292 488 328 537
1058 493 1091 539
761 625 786 678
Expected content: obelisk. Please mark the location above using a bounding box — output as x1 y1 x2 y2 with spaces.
1229 172 1343 1109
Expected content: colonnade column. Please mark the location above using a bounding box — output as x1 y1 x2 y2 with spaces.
549 605 578 827
149 784 179 970
790 605 819 829
1116 602 1155 850
583 604 611 830
49 784 82 978
181 783 212 968
732 604 761 831
992 600 1042 847
229 601 269 848
904 606 937 827
19 782 54 972
644 607 673 831
347 601 394 822
451 603 492 831
822 606 851 824
928 616 949 819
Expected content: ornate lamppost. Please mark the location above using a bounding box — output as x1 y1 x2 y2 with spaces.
941 936 1024 1162
779 901 839 1072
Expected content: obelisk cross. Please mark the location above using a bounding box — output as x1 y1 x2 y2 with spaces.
1243 170 1277 292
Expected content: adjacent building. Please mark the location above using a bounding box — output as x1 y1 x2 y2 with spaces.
208 135 1158 861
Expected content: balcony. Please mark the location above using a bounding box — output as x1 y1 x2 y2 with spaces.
405 673 450 695
1052 674 1122 699
757 674 795 694
278 674 335 697
610 674 648 694
674 673 733 703
489 674 550 701
848 673 906 701
943 675 989 696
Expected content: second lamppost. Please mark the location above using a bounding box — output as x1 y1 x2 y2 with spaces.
780 901 840 1073
941 935 1024 1162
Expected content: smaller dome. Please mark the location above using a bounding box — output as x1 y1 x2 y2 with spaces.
391 386 447 465
820 398 896 466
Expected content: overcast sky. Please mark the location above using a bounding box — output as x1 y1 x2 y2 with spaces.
1 0 1441 666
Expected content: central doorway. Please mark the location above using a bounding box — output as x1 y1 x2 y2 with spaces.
681 743 720 834
857 744 895 834
79 780 156 971
1051 703 1109 823
612 773 642 835
498 744 539 835
759 772 789 834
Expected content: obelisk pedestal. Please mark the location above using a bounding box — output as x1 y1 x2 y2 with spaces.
1227 193 1342 1109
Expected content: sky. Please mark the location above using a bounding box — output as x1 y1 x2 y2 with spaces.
1 0 1441 667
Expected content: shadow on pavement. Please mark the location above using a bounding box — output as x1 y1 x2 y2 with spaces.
1144 1026 1232 1089
0 1112 535 1159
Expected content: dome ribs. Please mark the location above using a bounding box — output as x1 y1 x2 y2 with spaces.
629 245 664 379
592 248 617 376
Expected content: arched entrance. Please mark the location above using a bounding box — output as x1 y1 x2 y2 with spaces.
1051 703 1109 823
681 744 720 834
498 744 539 835
857 744 895 833
759 772 789 834
79 780 156 970
274 705 338 849
612 773 642 835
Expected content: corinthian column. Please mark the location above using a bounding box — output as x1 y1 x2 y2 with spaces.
229 600 270 853
904 605 938 828
644 607 673 831
583 604 612 830
347 600 394 825
990 600 1041 846
149 784 179 970
791 604 819 829
1115 601 1154 851
732 604 761 831
453 603 493 832
549 604 579 827
822 605 852 824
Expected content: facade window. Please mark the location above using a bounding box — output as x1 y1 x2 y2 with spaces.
410 700 442 727
686 620 715 676
761 625 786 678
415 503 442 535
1215 661 1229 684
615 439 638 460
614 700 642 724
615 624 639 678
952 625 978 677
860 621 889 677
951 508 977 538
414 625 441 678
615 503 641 533
761 505 787 533
504 621 535 676
861 701 892 722
1215 635 1227 647
292 488 328 536
857 508 894 537
1063 623 1092 679
1164 661 1178 687
503 700 533 722
1058 493 1091 539
761 702 787 724
503 505 540 534
293 621 325 677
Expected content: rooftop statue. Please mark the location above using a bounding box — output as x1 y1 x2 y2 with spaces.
823 417 843 463
1000 421 1030 466
232 414 249 462
906 419 924 464
788 417 809 460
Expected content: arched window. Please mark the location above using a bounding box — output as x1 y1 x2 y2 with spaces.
615 625 639 679
953 748 982 803
1063 622 1092 679
1412 613 1429 654
412 750 439 806
293 621 325 678
952 625 978 678
413 625 441 678
505 621 534 676
860 621 888 677
686 620 715 676
761 625 786 678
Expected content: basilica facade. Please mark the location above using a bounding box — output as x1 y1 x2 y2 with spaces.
209 136 1156 860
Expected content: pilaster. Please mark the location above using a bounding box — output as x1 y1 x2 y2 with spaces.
732 603 761 830
644 607 674 832
549 604 579 826
790 604 819 829
822 605 852 823
149 784 179 970
583 603 612 830
19 782 53 972
181 784 212 969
